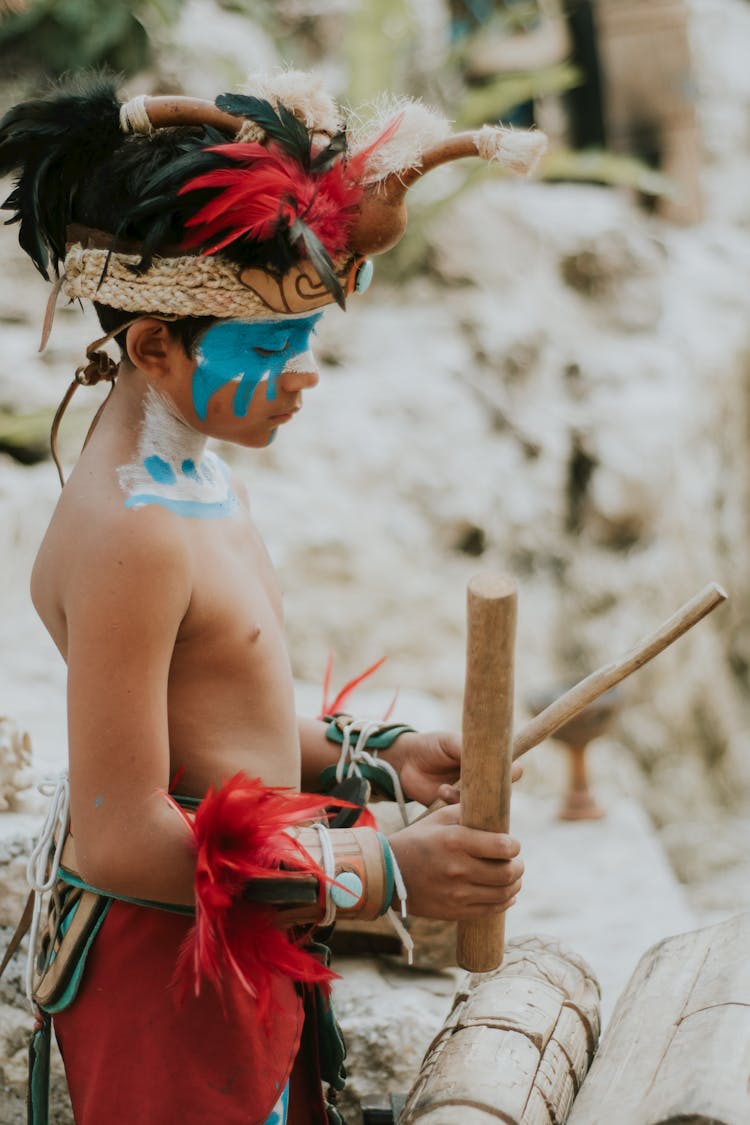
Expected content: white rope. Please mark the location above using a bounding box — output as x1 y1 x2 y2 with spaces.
384 838 414 965
335 719 410 826
119 95 153 135
312 821 337 928
25 771 70 1010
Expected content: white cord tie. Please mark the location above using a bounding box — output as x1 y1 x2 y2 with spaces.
384 838 414 965
25 771 70 1010
120 95 154 135
312 821 337 928
335 719 410 826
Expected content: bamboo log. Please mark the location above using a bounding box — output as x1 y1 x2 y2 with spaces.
567 913 750 1124
400 936 601 1125
456 573 517 973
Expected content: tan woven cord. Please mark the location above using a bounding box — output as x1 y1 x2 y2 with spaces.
62 244 274 319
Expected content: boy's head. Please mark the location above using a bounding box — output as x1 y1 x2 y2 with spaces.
0 72 546 452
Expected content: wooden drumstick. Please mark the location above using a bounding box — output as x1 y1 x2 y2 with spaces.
456 573 518 973
418 581 727 822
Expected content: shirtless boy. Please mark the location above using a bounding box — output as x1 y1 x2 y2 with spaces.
0 73 541 1125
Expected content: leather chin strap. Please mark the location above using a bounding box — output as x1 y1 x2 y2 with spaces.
47 314 175 488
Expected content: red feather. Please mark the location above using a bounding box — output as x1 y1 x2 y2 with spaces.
344 112 404 183
319 655 387 718
168 775 343 1015
178 115 404 262
180 142 362 259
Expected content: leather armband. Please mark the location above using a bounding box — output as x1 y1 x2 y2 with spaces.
324 713 415 751
320 714 415 810
286 825 394 924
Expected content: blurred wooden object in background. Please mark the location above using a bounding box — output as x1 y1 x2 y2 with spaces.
595 0 703 223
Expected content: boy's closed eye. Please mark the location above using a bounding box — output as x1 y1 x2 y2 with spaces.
253 341 290 357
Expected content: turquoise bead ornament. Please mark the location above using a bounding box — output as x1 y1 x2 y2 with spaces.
355 259 374 294
330 870 364 909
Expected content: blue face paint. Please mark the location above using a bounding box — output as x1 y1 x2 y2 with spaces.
192 315 322 422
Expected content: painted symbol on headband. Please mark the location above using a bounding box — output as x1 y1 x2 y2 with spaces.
192 315 322 422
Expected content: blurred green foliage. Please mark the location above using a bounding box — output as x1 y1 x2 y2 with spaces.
345 0 415 107
0 0 183 77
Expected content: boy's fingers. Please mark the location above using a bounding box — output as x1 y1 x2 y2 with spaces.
437 783 460 804
459 875 523 906
453 826 521 861
460 855 525 887
452 886 522 918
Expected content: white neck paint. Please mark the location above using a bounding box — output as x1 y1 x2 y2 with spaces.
117 388 237 518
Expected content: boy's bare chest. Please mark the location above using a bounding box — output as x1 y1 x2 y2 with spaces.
178 514 285 665
165 512 299 786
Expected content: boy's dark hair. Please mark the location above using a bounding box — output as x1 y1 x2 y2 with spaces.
94 302 215 358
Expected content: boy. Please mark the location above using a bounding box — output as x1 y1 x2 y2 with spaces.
1 73 540 1124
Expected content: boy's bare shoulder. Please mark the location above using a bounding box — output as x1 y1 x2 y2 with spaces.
33 475 193 630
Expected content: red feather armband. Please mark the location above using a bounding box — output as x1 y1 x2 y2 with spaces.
168 774 410 1011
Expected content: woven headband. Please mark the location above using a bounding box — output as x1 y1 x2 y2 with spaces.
62 227 369 320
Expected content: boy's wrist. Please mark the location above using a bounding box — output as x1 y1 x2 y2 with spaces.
320 713 416 795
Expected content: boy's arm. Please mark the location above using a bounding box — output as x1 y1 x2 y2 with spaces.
298 718 524 918
298 717 456 800
63 511 197 906
299 717 519 805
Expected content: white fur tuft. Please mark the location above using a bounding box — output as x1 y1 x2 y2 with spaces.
348 96 452 180
475 124 548 175
241 70 343 136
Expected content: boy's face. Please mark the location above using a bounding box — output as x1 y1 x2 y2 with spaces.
169 314 322 447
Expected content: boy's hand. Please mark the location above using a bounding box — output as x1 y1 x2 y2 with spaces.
394 730 523 807
387 804 523 920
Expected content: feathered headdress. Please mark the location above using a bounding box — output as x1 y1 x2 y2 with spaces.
0 71 547 320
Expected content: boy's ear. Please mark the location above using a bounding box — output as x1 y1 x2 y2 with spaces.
125 318 181 377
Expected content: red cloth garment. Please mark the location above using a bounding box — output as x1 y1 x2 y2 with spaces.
53 899 325 1125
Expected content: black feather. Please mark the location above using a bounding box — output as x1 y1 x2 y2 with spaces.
120 138 228 269
309 130 347 175
215 93 311 168
0 74 123 278
288 216 345 309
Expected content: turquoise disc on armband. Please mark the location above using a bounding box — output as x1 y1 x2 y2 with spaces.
331 870 364 908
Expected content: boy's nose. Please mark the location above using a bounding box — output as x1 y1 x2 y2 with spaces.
277 355 320 393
